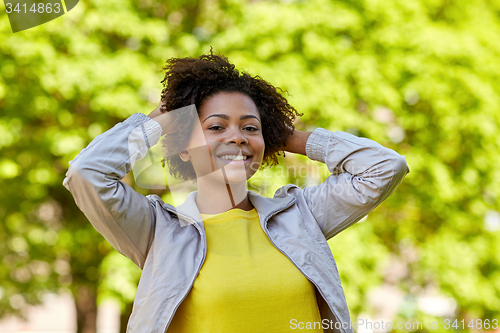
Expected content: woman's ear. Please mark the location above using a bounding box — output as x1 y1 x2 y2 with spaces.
179 150 190 162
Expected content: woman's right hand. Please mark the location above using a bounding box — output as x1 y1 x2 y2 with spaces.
147 102 177 137
147 102 163 119
147 102 200 140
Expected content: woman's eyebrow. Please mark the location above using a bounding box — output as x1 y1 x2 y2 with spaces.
202 114 261 123
240 115 261 123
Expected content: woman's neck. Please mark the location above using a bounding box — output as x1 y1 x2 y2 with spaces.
195 174 253 214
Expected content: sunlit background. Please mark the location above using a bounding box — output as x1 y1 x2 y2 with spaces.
1 0 500 332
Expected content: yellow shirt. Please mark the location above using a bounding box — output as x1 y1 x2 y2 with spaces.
167 208 323 332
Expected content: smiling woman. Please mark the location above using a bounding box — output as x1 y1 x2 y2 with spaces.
175 92 267 213
157 51 300 184
63 50 410 333
185 93 265 175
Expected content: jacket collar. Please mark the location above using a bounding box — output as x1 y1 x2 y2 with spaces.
164 189 295 227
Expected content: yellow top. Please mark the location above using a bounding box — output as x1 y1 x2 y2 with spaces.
167 208 323 332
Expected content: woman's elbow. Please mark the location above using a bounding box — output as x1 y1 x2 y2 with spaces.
393 154 410 180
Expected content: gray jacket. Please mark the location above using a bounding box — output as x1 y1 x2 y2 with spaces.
63 113 410 333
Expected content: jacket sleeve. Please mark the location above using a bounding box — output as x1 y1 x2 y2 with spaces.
62 113 163 269
302 128 410 240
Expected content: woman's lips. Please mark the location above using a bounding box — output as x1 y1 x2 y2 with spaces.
216 156 251 165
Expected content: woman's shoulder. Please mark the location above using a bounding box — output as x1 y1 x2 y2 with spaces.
273 183 304 199
247 186 306 213
146 194 178 217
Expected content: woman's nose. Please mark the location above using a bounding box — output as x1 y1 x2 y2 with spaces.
224 128 248 145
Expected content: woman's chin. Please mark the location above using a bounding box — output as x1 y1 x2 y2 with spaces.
195 158 261 184
198 169 248 185
221 171 249 185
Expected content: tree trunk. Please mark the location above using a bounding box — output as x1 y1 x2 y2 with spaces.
74 285 97 333
119 301 134 333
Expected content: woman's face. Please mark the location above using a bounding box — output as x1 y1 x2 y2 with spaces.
179 92 265 183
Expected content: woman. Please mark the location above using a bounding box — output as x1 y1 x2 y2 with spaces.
63 52 410 333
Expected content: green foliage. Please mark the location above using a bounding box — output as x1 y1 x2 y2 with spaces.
0 0 499 330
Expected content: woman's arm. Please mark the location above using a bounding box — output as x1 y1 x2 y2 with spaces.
283 128 410 240
63 112 164 269
282 129 313 155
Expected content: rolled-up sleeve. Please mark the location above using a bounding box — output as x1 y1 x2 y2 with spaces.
62 113 163 268
302 128 410 240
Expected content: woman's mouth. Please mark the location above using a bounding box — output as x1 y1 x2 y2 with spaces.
217 155 251 165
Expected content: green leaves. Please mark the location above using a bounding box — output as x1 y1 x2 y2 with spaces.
0 0 499 328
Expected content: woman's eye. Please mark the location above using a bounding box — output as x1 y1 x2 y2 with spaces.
244 126 258 131
208 125 223 131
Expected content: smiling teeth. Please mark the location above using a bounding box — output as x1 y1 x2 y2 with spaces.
220 155 248 161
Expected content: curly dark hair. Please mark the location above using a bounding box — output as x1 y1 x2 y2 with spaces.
159 49 303 181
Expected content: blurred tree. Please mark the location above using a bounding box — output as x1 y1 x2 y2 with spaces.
0 0 187 331
0 0 499 332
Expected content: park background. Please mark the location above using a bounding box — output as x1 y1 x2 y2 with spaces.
1 0 500 332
